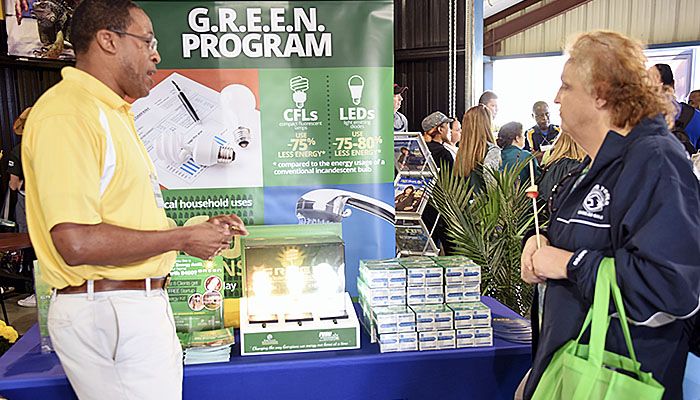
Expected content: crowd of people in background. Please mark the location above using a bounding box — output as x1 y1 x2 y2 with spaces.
394 31 700 399
393 62 700 252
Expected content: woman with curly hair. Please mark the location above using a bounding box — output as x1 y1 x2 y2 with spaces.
519 30 700 399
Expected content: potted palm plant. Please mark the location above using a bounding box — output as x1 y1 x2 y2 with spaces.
429 160 537 316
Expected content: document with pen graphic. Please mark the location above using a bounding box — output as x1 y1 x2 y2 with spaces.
131 72 263 190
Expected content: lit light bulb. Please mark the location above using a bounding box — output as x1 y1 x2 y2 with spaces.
290 76 309 109
156 132 235 167
347 75 365 105
220 84 257 148
252 270 273 297
312 263 339 294
285 265 305 296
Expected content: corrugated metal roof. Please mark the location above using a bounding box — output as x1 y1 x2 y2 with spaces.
494 0 700 56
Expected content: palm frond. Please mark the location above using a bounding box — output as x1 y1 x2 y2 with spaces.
429 158 541 316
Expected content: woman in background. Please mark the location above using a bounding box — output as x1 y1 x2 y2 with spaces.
497 121 540 183
537 132 587 210
454 105 501 191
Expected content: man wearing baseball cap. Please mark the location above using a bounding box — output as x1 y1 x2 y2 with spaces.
421 111 455 169
421 111 454 254
394 84 409 132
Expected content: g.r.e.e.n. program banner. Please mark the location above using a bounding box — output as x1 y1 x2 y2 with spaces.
133 1 396 296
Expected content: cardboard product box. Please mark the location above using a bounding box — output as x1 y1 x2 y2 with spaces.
425 285 444 304
463 282 481 303
407 286 426 305
418 331 438 351
398 331 419 352
445 284 481 303
442 265 465 285
463 263 481 283
358 277 390 307
433 304 453 330
405 265 426 287
448 302 491 329
388 286 408 306
358 295 377 342
456 329 475 348
424 266 444 286
372 306 416 334
358 277 407 307
473 327 493 347
437 330 456 349
444 285 465 303
359 261 407 288
412 303 435 331
399 256 436 265
431 255 472 264
379 333 400 353
405 264 443 287
411 304 453 331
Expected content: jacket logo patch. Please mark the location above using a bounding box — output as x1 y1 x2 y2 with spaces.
582 184 610 214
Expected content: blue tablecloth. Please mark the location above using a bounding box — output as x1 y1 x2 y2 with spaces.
0 297 531 400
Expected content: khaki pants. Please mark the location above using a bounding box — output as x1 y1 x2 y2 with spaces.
48 288 183 400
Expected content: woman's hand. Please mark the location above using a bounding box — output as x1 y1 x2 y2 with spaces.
532 246 574 280
521 235 549 284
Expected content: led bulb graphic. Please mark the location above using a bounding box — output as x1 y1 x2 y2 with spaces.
290 76 309 109
156 132 235 167
220 84 257 148
347 75 365 105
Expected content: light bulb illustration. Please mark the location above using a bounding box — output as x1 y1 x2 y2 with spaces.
290 76 309 109
347 75 365 105
156 132 235 167
220 84 257 148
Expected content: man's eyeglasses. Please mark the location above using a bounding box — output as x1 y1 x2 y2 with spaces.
108 29 158 52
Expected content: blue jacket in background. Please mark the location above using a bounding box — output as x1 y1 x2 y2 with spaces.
524 115 700 400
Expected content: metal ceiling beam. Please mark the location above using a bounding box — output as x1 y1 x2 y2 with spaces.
484 0 593 55
484 0 542 26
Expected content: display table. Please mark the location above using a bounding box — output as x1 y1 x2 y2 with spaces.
0 297 531 400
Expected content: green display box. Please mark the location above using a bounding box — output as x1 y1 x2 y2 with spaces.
239 224 359 356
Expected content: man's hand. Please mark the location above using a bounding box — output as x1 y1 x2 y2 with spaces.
521 234 549 284
532 245 573 280
15 0 29 25
181 221 234 260
208 214 248 236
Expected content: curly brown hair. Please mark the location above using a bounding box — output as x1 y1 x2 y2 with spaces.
565 30 675 129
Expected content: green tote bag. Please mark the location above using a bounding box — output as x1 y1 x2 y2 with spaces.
531 258 665 400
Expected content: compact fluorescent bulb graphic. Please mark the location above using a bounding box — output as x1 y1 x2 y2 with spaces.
347 75 365 105
290 76 309 109
220 84 257 148
156 132 234 167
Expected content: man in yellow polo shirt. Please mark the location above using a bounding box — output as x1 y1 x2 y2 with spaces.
22 1 247 399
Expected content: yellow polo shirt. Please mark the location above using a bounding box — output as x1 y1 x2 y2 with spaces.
23 67 175 289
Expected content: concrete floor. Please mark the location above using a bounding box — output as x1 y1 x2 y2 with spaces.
1 292 38 335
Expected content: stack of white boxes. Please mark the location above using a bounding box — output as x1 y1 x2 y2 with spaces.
358 256 493 353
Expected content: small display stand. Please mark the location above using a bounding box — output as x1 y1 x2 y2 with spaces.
239 225 360 355
394 133 439 256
